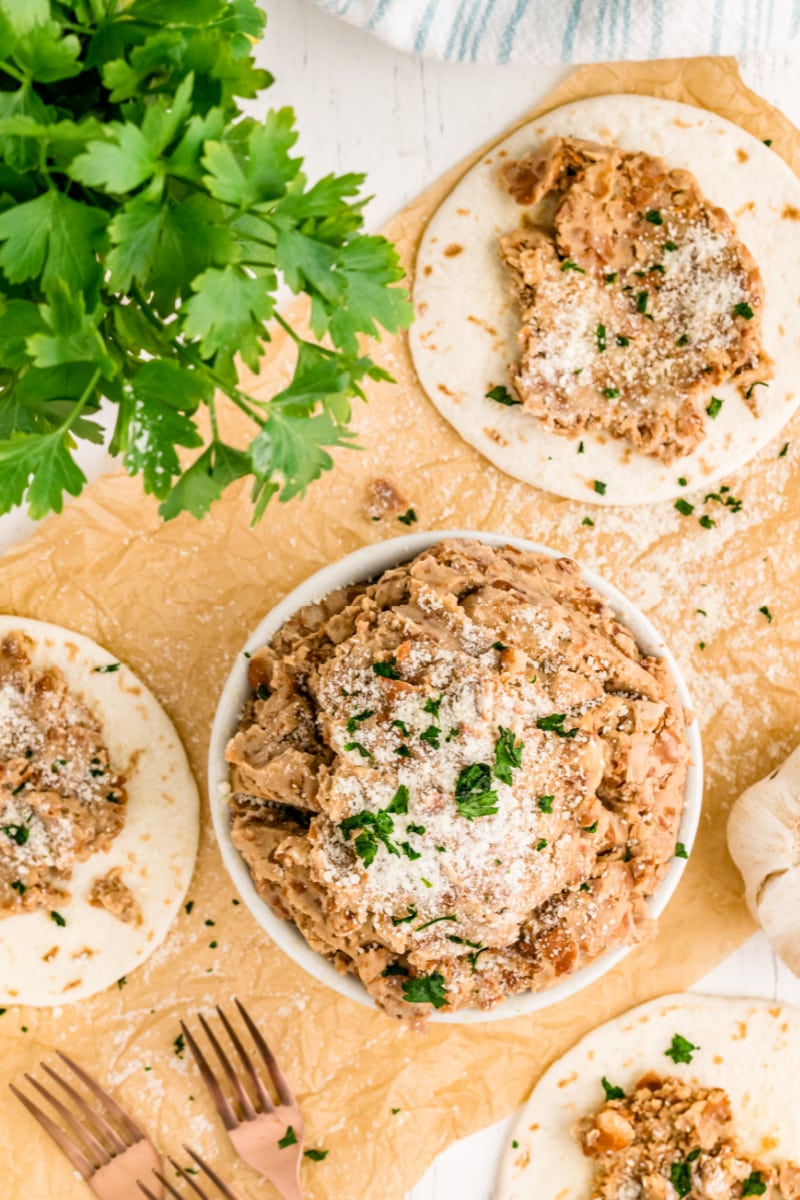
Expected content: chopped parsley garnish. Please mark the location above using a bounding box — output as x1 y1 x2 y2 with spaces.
636 291 649 314
537 713 579 738
665 1033 699 1064
400 842 421 861
675 842 688 859
3 824 29 846
340 806 401 866
401 972 449 1008
278 1126 299 1150
596 323 607 352
419 725 441 749
734 301 754 319
373 657 400 679
644 209 663 225
486 384 521 406
779 442 790 457
50 911 66 927
651 263 665 273
605 272 618 285
446 727 460 742
421 877 433 888
560 260 586 273
387 786 409 814
675 499 694 516
676 334 690 346
204 919 215 927
535 838 548 851
492 640 507 651
209 940 218 948
493 726 524 786
670 1160 692 1197
664 240 678 251
678 476 688 486
117 976 126 989
699 641 706 650
763 138 773 147
423 694 444 723
579 882 590 892
511 1140 519 1149
582 821 597 834
415 914 458 931
395 745 412 758
742 1170 767 1196
391 719 410 737
391 905 418 926
11 880 25 895
698 514 715 529
343 741 371 760
304 1149 329 1162
407 822 425 835
346 709 374 734
538 795 554 813
397 508 418 526
391 1107 401 1115
582 516 594 527
174 1033 185 1058
454 762 499 820
744 380 769 401
601 1077 625 1101
616 335 630 347
382 963 410 977
706 396 723 419
759 605 773 624
601 388 620 400
578 440 585 453
93 662 121 673
593 479 607 494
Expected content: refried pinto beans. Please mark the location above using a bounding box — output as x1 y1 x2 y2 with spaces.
226 540 689 1019
0 631 128 917
578 1072 800 1199
498 137 771 462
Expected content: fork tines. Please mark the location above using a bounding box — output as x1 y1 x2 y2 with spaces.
139 1149 241 1200
9 1050 145 1179
180 997 295 1127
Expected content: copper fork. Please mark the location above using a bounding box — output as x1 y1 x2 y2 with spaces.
180 999 304 1200
10 1050 162 1200
139 1149 241 1200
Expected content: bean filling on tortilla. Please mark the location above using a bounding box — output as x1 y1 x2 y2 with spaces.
579 1072 800 1199
226 540 689 1020
0 631 128 918
498 137 771 462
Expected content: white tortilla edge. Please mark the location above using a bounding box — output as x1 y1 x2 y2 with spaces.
0 616 199 1006
410 94 800 506
496 992 800 1200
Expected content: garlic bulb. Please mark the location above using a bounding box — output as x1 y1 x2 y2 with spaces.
727 743 800 976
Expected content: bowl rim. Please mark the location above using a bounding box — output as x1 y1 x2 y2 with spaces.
208 529 703 1025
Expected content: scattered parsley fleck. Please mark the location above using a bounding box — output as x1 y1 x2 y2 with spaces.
3 824 29 846
664 240 678 251
602 1077 625 1101
535 838 548 851
579 882 590 892
601 388 620 400
395 745 412 758
256 684 271 701
208 940 218 948
11 880 25 895
382 963 409 977
419 725 440 749
763 138 773 147
397 508 417 526
421 877 433 888
678 476 688 486
391 906 418 926
50 911 66 927
560 259 585 273
584 821 598 834
93 663 120 673
400 842 421 861
636 291 649 314
675 499 694 516
493 726 524 786
423 694 444 723
537 713 579 739
455 762 499 820
675 842 688 859
759 605 773 623
416 914 458 931
204 919 215 927
486 384 520 406
174 1033 185 1058
391 1107 401 1115
582 516 594 526
538 795 554 813
401 972 449 1008
304 1149 329 1162
593 479 607 494
596 323 607 352
511 1140 519 1149
346 709 374 734
734 301 754 319
779 442 790 457
670 1160 692 1197
445 727 460 742
406 822 425 835
605 272 618 284
344 741 371 759
278 1126 299 1150
742 1171 767 1196
391 719 410 737
578 440 585 453
184 901 194 915
645 209 663 225
665 1033 699 1064
492 640 507 651
676 334 690 346
616 335 630 347
373 657 400 679
745 381 769 401
706 396 723 419
117 976 127 989
698 514 715 529
699 641 706 650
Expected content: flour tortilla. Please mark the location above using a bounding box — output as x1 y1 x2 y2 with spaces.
410 94 800 506
496 992 800 1200
0 617 199 1006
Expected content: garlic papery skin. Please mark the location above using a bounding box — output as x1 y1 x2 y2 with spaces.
727 742 800 976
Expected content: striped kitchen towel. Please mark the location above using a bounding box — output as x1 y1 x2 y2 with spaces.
309 0 800 63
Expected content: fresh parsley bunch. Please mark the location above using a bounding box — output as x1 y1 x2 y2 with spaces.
0 0 413 521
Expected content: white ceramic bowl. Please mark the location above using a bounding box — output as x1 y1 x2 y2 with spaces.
208 531 703 1024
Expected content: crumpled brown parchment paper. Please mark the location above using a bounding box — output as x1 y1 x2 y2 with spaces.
1 56 799 1200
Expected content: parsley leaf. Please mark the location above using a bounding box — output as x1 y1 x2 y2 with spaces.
373 657 400 679
486 384 520 406
664 1033 699 1064
304 1149 329 1162
536 713 579 739
601 1077 625 1101
742 1171 767 1196
454 763 499 820
278 1126 298 1150
493 726 524 786
401 972 449 1009
670 1160 692 1197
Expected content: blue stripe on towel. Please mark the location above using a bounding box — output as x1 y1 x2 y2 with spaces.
650 0 664 55
499 0 531 63
792 0 800 36
458 0 483 60
470 0 497 60
711 0 724 49
621 0 632 56
740 0 749 49
562 0 584 59
608 0 620 56
444 0 470 58
414 0 440 52
594 0 609 58
365 0 394 30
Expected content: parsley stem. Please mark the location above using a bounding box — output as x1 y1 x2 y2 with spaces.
0 61 26 84
62 369 102 434
208 395 220 441
274 312 338 358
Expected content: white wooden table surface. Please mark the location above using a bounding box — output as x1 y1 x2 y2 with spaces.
3 3 799 1196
